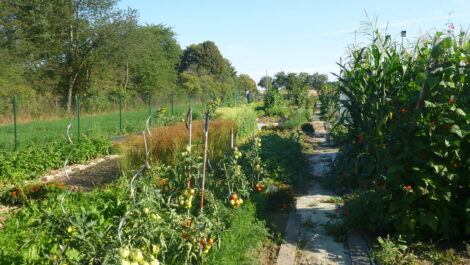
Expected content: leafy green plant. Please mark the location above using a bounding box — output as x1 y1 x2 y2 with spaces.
263 89 286 116
0 137 113 184
0 182 66 205
371 236 416 265
326 28 470 239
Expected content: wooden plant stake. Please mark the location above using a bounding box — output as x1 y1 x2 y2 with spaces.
230 127 234 149
185 108 193 187
200 111 210 213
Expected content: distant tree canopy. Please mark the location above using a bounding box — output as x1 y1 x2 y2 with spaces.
0 1 255 110
238 74 257 93
177 41 239 96
179 41 227 75
258 76 273 90
264 71 328 105
271 72 328 92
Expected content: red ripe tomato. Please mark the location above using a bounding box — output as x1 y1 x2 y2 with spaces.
208 238 214 245
230 193 238 201
358 135 364 144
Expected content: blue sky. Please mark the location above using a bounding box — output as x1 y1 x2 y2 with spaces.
118 0 470 83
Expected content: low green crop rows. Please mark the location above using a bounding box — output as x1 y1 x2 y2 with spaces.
0 137 113 185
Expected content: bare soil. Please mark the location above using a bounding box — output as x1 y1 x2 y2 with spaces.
260 238 281 265
257 116 284 124
51 156 120 192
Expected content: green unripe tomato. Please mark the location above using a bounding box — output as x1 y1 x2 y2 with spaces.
119 247 130 258
130 250 144 262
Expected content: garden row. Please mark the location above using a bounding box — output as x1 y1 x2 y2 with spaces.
0 98 253 185
321 28 469 264
0 102 311 265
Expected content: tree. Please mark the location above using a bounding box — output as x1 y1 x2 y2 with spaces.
0 0 121 111
128 25 181 94
238 74 257 93
285 73 300 92
179 41 227 75
273 71 287 90
258 76 273 90
310 73 328 91
178 41 237 96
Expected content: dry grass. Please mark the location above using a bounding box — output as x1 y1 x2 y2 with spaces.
121 120 236 169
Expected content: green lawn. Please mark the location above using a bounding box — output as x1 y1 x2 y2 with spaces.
0 103 206 150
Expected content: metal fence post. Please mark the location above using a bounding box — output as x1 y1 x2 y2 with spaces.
171 94 174 115
76 95 80 141
119 95 122 134
12 96 18 150
148 94 152 126
148 94 152 116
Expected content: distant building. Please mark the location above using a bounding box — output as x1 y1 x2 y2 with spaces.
308 90 318 97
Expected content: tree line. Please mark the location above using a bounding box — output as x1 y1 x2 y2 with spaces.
257 72 328 105
0 0 257 111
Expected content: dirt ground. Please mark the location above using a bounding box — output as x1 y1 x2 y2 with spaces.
51 156 121 192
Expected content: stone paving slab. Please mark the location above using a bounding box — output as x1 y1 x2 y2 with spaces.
276 212 301 265
348 232 372 265
278 119 350 265
277 117 371 265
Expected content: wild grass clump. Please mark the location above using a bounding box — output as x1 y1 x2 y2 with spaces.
214 105 258 141
122 120 235 169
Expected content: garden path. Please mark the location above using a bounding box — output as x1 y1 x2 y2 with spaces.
277 110 351 265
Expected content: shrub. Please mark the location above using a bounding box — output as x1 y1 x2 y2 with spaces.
301 123 314 133
283 114 308 130
266 106 289 117
263 89 285 116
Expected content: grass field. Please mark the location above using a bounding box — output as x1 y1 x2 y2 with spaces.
0 103 206 150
